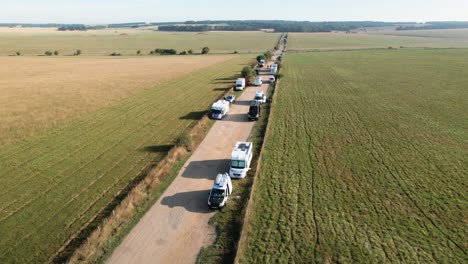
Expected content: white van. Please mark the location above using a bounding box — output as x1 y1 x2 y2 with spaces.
235 78 246 91
270 64 278 74
254 77 263 86
211 100 229 119
254 91 266 104
229 142 253 178
208 173 233 208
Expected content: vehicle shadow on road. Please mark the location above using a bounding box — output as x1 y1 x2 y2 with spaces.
160 190 213 213
180 110 208 120
221 113 250 123
182 159 230 179
233 100 252 106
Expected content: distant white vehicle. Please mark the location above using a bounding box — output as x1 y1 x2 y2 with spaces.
211 100 229 119
270 64 278 74
235 78 246 91
225 94 235 103
259 59 266 67
229 142 253 179
254 91 267 104
269 76 276 83
208 173 233 208
254 77 263 86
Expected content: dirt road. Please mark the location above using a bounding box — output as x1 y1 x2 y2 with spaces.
107 67 275 264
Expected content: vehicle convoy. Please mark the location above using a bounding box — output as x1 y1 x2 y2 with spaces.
211 100 229 119
270 64 278 74
254 91 267 104
247 100 261 121
229 141 253 178
208 173 233 208
254 77 263 86
225 94 235 103
235 78 246 91
259 59 265 67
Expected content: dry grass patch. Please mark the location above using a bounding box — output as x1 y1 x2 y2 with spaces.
0 55 232 146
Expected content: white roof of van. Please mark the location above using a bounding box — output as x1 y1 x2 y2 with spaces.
212 100 228 110
231 142 252 161
213 173 229 189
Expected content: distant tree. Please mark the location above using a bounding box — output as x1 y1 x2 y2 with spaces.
54 50 59 56
233 51 238 54
274 73 284 79
110 52 121 56
264 51 272 60
188 49 193 54
201 47 210 54
45 51 53 56
150 50 155 55
16 51 21 56
179 51 187 55
74 49 82 56
137 50 141 55
241 66 255 82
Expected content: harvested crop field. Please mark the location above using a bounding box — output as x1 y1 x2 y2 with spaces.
237 50 468 263
0 55 232 146
0 55 253 263
0 28 280 56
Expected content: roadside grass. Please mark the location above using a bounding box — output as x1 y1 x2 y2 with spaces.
288 31 468 50
236 50 468 263
0 55 253 263
0 29 280 56
197 82 276 264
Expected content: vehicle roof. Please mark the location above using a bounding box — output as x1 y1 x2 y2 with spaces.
212 100 229 109
255 91 264 95
212 173 230 189
231 141 252 160
250 100 261 106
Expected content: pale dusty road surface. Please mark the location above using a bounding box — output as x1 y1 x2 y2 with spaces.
107 66 275 264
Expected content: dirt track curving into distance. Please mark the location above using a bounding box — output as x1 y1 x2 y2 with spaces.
107 63 276 264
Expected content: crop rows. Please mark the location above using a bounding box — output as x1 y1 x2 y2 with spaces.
0 55 252 263
238 50 467 263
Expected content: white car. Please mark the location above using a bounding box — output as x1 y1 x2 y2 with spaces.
254 77 263 86
269 76 276 83
225 94 235 103
254 91 267 104
208 173 233 208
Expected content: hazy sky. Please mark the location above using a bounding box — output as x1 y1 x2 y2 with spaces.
2 0 468 24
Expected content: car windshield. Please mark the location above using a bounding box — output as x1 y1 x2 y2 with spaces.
227 95 233 100
211 189 225 198
236 83 242 87
212 109 222 114
255 96 262 100
231 160 246 169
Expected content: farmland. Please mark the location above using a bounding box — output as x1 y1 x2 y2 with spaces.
0 55 233 146
0 55 253 263
237 50 467 262
287 31 468 50
0 28 279 56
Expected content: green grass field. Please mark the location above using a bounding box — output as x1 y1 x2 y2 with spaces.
0 29 279 56
0 55 253 263
237 50 467 263
288 31 468 50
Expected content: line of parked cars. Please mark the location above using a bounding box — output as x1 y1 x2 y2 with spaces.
207 54 281 208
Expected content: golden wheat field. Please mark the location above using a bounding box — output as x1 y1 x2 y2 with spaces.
0 55 233 146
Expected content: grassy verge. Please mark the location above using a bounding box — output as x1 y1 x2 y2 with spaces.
197 80 277 263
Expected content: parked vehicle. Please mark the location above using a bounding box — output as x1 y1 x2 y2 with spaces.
229 142 253 178
247 100 261 121
269 76 276 83
208 173 233 208
270 64 278 74
259 59 265 67
254 77 263 86
235 78 246 91
211 100 229 119
225 94 235 103
254 90 267 104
